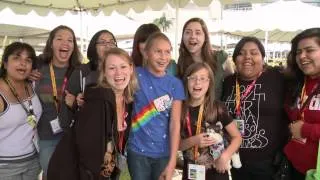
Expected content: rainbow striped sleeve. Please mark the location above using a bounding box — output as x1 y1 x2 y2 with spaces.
132 102 159 132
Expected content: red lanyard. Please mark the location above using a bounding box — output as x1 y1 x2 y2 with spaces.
118 105 128 153
235 73 261 118
298 78 320 120
49 63 68 112
185 104 204 160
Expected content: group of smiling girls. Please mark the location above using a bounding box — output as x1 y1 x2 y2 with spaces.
0 16 319 180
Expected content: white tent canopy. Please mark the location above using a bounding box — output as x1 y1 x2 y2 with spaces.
221 0 320 42
0 0 265 16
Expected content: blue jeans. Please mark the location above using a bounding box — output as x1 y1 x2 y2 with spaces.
0 157 40 180
39 138 61 177
127 150 169 180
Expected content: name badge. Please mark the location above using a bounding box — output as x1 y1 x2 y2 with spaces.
32 132 40 153
153 94 172 112
188 164 205 180
50 117 62 134
234 119 245 136
27 115 37 129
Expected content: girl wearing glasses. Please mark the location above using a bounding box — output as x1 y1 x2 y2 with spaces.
66 30 117 109
179 62 241 180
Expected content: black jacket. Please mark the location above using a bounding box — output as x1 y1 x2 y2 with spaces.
48 87 131 180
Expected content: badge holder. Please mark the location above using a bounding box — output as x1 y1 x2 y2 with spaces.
188 164 205 180
50 117 63 134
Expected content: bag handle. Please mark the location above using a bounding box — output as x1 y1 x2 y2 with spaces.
316 140 320 176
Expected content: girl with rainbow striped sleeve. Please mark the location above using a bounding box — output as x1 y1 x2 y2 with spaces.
127 32 185 180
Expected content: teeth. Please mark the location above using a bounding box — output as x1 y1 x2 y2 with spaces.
301 61 310 65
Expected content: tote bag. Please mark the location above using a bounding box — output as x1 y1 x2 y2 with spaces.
306 140 320 180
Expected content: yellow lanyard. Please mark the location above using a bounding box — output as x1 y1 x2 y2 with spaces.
299 78 307 120
49 63 68 112
194 104 204 160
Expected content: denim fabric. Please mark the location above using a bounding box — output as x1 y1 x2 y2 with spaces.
127 149 169 180
39 138 60 177
0 157 40 180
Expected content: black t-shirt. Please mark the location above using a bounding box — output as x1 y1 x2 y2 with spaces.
221 68 288 162
181 102 233 169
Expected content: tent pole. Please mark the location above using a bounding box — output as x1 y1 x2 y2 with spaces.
264 31 269 62
174 1 180 61
2 35 7 49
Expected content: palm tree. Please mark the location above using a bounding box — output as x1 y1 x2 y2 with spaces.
153 13 172 32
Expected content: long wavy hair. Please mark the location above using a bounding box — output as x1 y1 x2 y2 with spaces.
286 28 320 105
177 18 216 78
98 48 138 103
42 25 81 68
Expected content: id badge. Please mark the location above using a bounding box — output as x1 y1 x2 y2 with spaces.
116 154 128 171
234 119 245 136
27 115 37 129
32 132 40 153
188 164 205 180
153 94 171 112
50 117 62 134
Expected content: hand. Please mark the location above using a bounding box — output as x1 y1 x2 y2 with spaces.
76 93 85 107
290 120 304 139
28 69 42 81
64 90 75 108
215 153 231 174
196 133 217 148
158 162 175 180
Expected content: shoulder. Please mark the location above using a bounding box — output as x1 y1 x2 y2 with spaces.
261 67 285 82
214 50 228 64
84 86 115 103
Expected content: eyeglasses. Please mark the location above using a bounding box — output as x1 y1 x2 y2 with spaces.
96 40 117 47
187 76 210 83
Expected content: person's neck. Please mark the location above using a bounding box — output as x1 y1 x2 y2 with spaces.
5 76 25 89
189 98 204 107
114 91 124 102
191 52 202 63
146 66 166 77
309 74 320 80
52 58 69 68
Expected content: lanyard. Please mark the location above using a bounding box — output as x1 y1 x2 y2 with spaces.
185 104 204 161
49 63 68 112
4 78 36 127
298 78 320 120
235 73 261 118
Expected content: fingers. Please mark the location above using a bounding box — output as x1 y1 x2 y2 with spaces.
28 70 42 81
76 93 85 107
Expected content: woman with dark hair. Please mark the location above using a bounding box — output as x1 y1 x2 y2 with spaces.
221 36 289 180
0 42 42 179
284 28 320 180
30 25 81 179
177 17 228 100
68 29 117 108
131 23 177 76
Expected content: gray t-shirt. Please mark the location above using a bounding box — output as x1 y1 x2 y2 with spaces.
36 64 68 140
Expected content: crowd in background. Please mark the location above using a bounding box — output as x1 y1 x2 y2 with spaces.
0 17 320 180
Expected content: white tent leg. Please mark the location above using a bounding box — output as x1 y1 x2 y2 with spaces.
174 2 180 61
264 31 269 62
